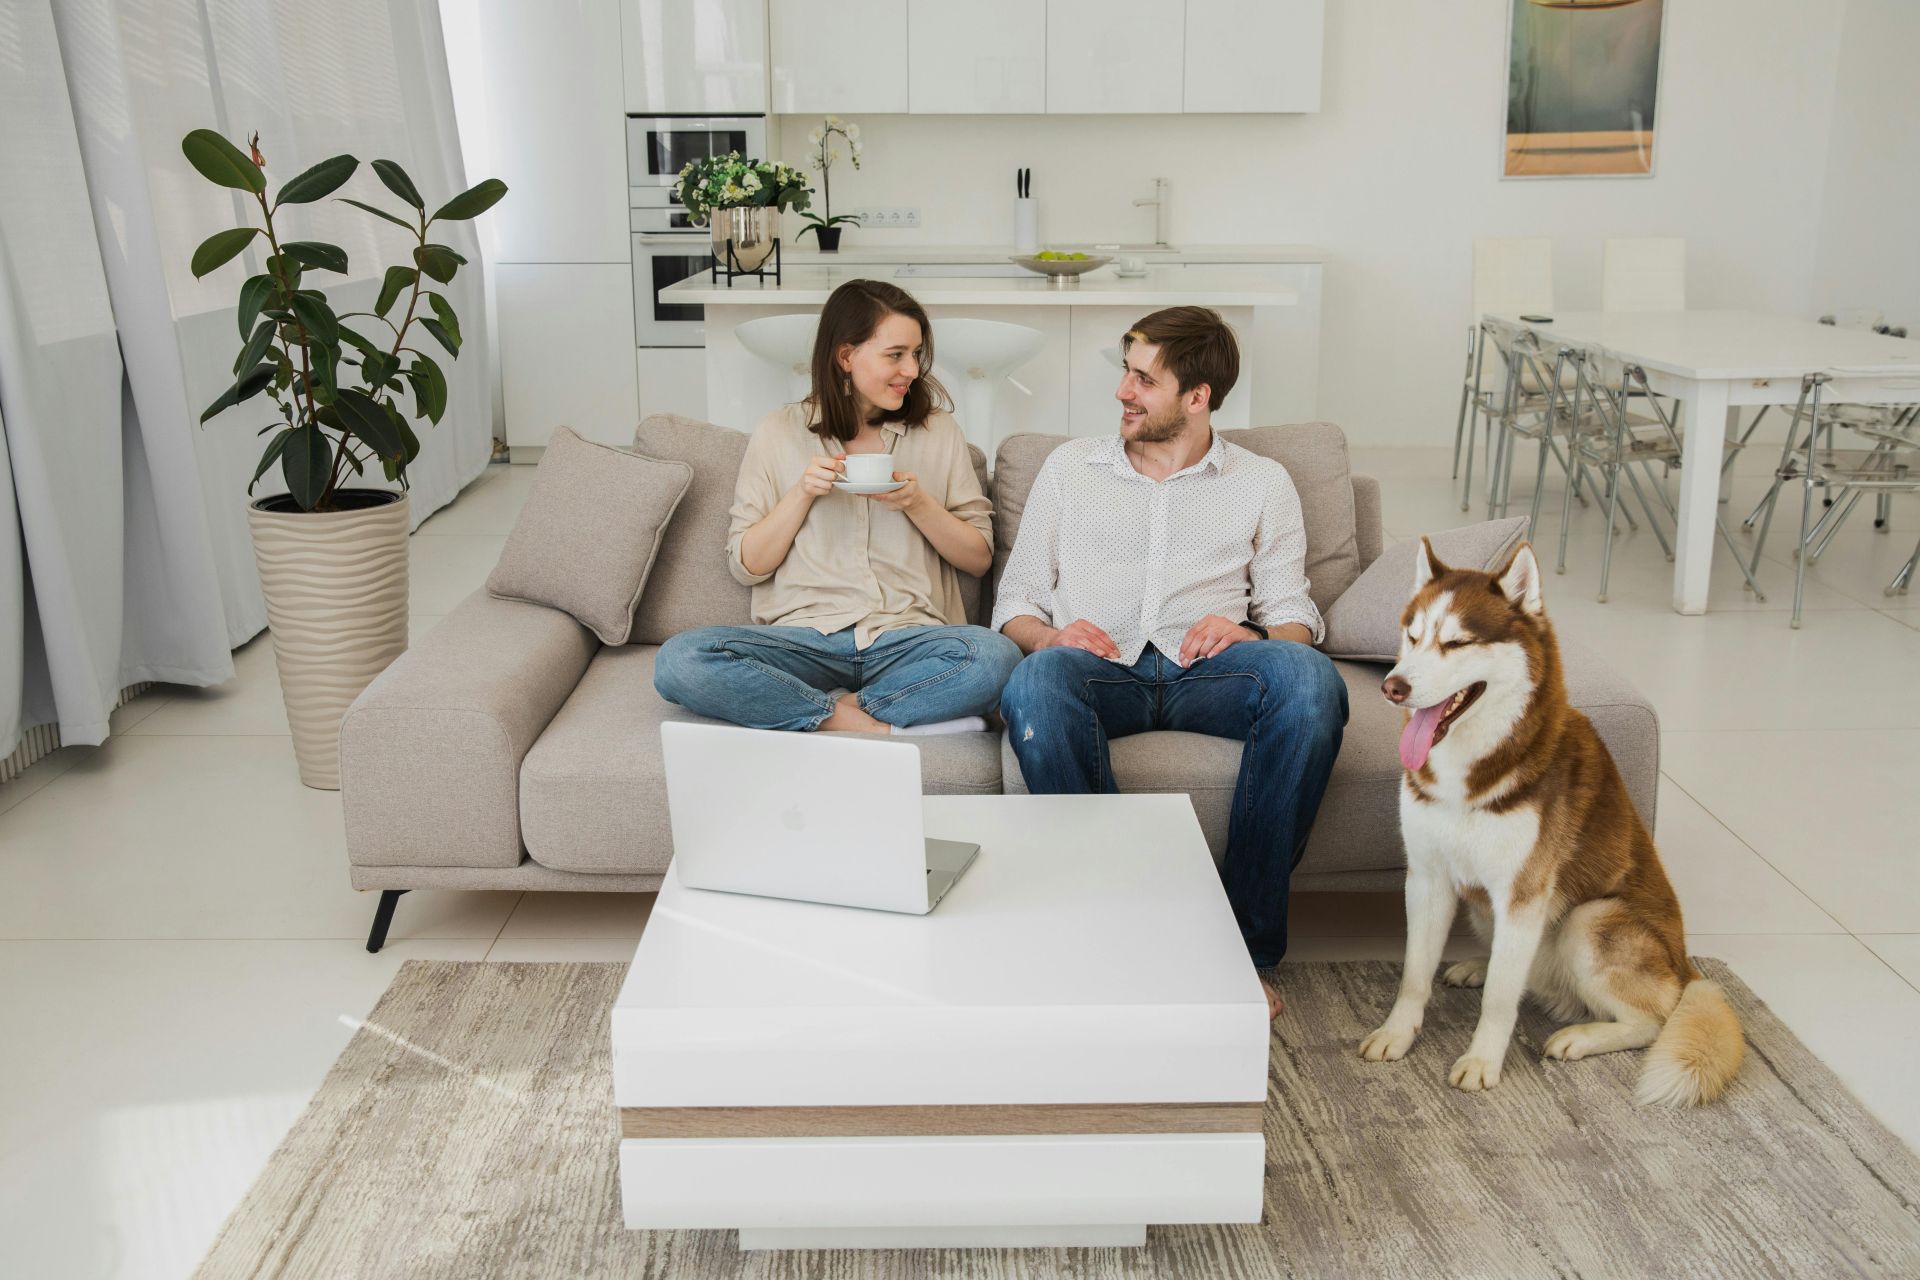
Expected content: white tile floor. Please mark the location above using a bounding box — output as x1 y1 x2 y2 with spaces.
3 446 1917 1277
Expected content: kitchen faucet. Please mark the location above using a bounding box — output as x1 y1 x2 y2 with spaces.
1132 178 1170 248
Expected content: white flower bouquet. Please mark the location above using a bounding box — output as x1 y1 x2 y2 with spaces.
674 153 811 226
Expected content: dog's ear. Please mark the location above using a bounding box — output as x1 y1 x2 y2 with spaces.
1494 542 1544 615
1414 536 1448 591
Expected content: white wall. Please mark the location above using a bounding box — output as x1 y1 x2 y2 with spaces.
1811 0 1920 331
774 0 1855 446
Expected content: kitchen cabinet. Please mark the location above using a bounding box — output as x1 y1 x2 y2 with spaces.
769 0 908 115
1183 0 1323 113
622 0 768 114
1045 0 1184 115
475 0 630 263
907 1 1044 114
500 264 641 450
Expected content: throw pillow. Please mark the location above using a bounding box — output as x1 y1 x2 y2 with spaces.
627 414 755 644
1319 516 1530 661
486 426 693 645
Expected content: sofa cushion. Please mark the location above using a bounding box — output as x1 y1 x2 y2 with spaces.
486 427 692 645
1321 516 1530 662
519 645 1004 874
1000 641 1657 879
629 414 756 643
989 423 1361 616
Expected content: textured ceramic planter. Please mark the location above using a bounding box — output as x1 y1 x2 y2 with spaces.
248 490 410 790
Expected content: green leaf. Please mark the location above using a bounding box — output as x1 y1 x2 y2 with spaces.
280 425 331 510
338 197 417 231
425 292 461 343
237 274 277 339
263 255 303 292
337 327 382 363
388 401 421 464
308 341 339 402
200 364 275 423
372 159 423 209
430 178 507 222
290 292 339 347
408 353 447 424
280 240 349 274
376 266 416 317
412 243 465 284
233 320 275 376
333 387 405 459
250 428 295 493
362 351 399 389
190 227 259 278
418 317 460 357
274 154 357 206
181 129 265 193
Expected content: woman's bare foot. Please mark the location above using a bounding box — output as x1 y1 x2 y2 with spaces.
819 692 888 734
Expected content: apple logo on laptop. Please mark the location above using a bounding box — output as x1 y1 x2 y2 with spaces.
780 804 805 834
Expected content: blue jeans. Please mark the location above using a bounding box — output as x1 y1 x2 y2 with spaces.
654 624 1023 732
1000 641 1348 967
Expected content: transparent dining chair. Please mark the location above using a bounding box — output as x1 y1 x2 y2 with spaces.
1478 318 1591 539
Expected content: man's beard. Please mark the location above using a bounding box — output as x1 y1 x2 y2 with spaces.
1123 399 1188 444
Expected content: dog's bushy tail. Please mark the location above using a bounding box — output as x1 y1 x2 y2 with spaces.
1636 979 1744 1106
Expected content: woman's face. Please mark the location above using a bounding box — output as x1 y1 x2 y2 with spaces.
837 312 924 417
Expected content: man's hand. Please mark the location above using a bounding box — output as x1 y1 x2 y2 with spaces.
1179 614 1261 665
1044 618 1121 660
795 453 845 499
859 470 926 514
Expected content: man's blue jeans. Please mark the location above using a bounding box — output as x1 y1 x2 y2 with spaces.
654 624 1023 732
1000 641 1348 967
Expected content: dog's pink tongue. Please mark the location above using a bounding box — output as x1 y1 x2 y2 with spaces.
1399 701 1447 772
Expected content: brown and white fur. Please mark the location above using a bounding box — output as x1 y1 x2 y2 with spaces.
1357 540 1743 1106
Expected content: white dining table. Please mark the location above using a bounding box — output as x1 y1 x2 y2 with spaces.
1488 310 1920 614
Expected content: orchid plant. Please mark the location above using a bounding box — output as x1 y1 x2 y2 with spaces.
799 116 862 243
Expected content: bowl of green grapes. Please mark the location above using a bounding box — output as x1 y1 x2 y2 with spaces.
1010 250 1113 282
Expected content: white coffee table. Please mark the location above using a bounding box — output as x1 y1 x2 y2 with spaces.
611 793 1270 1250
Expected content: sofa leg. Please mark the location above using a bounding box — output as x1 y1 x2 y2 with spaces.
366 889 408 954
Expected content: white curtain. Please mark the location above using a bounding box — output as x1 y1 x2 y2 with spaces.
0 0 493 756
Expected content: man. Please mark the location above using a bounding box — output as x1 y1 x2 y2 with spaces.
993 306 1348 1019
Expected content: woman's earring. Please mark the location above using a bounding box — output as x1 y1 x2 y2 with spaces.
841 375 852 397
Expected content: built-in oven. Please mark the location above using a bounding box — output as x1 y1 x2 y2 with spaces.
627 114 765 346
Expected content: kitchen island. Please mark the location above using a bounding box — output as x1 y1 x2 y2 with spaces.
661 259 1318 444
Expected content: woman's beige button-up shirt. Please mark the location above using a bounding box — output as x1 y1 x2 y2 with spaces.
725 403 993 649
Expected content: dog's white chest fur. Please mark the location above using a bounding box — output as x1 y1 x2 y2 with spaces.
1401 779 1541 893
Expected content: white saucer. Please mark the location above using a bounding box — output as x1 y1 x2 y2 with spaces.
834 480 906 495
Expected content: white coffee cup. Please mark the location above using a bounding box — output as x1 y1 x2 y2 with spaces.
841 453 896 485
1118 254 1146 275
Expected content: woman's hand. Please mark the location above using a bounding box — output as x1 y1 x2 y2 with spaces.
860 470 927 514
795 453 846 499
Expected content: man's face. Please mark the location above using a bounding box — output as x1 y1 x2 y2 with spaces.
1116 340 1199 444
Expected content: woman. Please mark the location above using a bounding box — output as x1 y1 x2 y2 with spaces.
655 279 1021 734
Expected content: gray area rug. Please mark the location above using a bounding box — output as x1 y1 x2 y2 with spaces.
195 960 1920 1278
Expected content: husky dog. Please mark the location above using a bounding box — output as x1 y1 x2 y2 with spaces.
1358 539 1743 1105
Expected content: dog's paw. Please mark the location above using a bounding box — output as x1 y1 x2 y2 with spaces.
1358 1024 1417 1062
1441 958 1489 988
1542 1025 1606 1061
1448 1054 1503 1091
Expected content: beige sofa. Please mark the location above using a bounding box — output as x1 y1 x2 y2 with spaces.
340 415 1659 951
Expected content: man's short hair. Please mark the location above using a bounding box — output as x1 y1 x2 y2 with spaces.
1122 306 1241 412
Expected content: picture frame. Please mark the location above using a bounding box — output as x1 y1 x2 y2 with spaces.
1501 0 1669 180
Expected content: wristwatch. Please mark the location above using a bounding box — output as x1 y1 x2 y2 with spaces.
1241 621 1269 641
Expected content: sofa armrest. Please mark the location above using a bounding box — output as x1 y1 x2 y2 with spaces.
1351 474 1383 572
341 588 598 869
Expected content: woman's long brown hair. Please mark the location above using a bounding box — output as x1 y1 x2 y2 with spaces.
804 279 952 445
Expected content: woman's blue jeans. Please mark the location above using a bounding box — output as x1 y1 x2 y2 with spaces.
654 624 1023 732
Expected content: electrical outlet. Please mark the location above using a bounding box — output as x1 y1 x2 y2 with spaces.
854 207 920 229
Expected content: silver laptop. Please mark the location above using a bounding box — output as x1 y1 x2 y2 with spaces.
660 722 981 914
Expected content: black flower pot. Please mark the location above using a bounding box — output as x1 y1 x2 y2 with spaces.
816 226 843 253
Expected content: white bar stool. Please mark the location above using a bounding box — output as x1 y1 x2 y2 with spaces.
733 314 819 405
932 318 1046 468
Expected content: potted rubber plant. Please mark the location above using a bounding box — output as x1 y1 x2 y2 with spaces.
182 127 505 788
798 116 862 251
